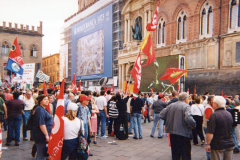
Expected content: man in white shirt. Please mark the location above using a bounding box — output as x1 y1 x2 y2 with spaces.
105 90 112 102
23 91 35 141
95 90 109 138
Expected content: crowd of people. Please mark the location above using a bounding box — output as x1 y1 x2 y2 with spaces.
0 86 240 160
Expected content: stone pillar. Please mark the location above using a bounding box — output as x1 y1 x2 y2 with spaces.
122 64 126 90
124 20 128 43
148 10 152 23
144 11 148 37
128 19 131 42
119 64 122 90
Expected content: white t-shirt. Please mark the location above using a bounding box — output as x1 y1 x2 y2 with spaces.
23 97 35 111
191 104 204 116
62 117 84 140
95 96 107 110
127 98 132 113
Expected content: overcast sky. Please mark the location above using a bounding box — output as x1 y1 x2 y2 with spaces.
0 0 78 57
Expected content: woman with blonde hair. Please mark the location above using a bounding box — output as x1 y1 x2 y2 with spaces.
61 102 84 160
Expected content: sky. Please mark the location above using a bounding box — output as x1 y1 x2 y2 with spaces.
0 0 78 57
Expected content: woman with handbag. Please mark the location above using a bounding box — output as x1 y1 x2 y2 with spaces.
32 94 53 160
191 96 205 145
61 102 84 160
91 99 99 144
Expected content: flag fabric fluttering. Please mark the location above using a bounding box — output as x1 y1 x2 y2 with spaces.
48 79 65 159
78 78 81 91
177 85 180 94
43 81 52 114
131 51 142 98
72 74 77 94
9 37 24 66
140 31 156 67
6 58 24 75
221 90 223 96
146 0 161 31
103 85 107 93
124 81 128 95
151 88 153 94
49 83 53 89
159 68 187 84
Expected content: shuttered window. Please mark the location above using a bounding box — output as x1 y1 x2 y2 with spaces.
208 7 213 34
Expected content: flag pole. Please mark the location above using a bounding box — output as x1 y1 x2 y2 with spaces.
163 84 173 93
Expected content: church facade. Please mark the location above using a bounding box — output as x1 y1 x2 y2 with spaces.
118 0 240 95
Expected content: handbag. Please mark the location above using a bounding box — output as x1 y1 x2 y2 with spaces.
25 105 38 130
77 119 89 160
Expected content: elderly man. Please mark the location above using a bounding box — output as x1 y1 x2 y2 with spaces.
206 96 235 160
64 93 75 114
160 92 196 160
22 91 35 141
5 88 13 101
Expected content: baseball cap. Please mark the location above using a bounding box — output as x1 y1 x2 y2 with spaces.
158 93 164 98
80 95 91 101
67 103 78 111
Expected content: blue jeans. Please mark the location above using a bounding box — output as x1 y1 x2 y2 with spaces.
132 113 142 138
232 127 239 149
61 138 78 160
22 110 33 139
83 123 88 140
36 143 47 160
150 114 164 137
7 115 22 143
203 127 210 160
97 110 106 136
129 115 133 133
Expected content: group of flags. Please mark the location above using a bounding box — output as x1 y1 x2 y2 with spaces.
6 37 24 75
129 0 187 97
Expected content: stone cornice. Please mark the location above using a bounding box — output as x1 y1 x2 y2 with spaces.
0 27 43 37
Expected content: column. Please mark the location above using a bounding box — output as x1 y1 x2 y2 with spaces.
119 64 122 90
144 11 148 37
124 20 128 43
128 19 131 42
148 10 152 23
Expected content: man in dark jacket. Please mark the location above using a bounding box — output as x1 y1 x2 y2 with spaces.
168 90 178 105
160 92 195 160
150 93 168 138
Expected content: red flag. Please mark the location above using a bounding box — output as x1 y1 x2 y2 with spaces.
49 83 53 89
103 85 107 93
48 79 65 159
112 80 115 92
9 37 24 66
78 79 81 91
72 74 77 94
146 0 161 31
108 87 111 91
151 88 153 94
187 88 189 95
124 81 128 95
131 51 142 98
140 32 156 67
194 84 196 95
159 68 187 84
221 90 223 96
43 81 52 114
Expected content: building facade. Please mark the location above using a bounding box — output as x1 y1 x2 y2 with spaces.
118 0 240 95
42 53 60 83
0 21 43 81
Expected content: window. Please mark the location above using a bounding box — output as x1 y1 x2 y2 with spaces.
1 41 10 55
176 10 187 43
30 44 37 57
19 42 24 56
200 1 213 37
157 18 166 47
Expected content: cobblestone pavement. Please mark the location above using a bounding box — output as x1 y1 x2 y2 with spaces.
1 121 240 160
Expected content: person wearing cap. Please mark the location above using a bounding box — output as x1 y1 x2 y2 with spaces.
78 95 92 140
160 92 196 160
61 102 84 160
206 96 235 159
150 93 168 138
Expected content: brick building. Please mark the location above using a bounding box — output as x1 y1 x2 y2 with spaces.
42 53 60 83
0 21 43 82
118 0 240 95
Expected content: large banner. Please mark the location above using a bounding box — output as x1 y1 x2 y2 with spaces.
13 63 35 84
36 70 50 83
60 44 68 80
71 4 112 80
